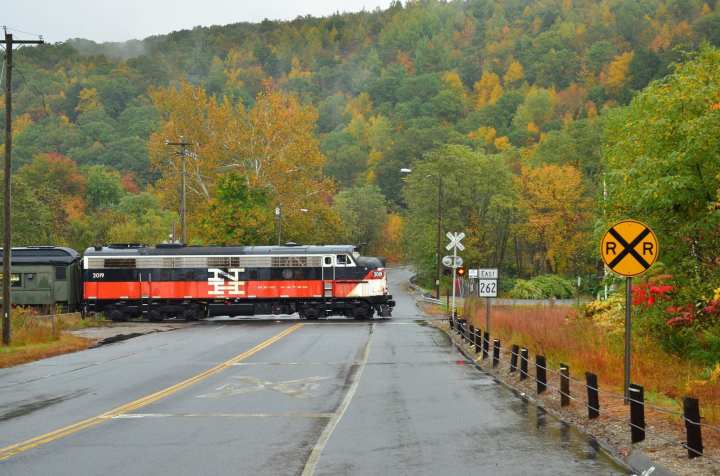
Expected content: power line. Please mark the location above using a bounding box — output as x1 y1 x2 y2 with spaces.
13 64 48 114
2 26 43 41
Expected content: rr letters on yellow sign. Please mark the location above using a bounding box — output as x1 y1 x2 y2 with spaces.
600 220 659 277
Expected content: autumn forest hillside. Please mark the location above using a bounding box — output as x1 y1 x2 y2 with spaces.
2 0 720 298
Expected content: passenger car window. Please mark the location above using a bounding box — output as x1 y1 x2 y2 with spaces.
37 273 51 289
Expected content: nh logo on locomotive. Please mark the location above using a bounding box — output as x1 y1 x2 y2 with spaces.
208 268 246 296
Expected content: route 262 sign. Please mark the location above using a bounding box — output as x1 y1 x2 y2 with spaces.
600 220 659 277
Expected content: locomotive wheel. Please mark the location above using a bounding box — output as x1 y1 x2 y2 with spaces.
183 305 200 321
148 310 163 322
107 309 127 322
300 307 320 320
352 304 374 320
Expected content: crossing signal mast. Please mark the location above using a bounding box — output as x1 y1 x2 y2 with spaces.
1 29 44 345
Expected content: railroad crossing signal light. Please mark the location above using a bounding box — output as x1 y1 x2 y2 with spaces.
457 267 465 276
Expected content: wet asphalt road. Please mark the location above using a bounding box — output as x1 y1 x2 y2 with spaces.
0 269 626 475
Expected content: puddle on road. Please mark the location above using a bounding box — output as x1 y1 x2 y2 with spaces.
0 389 88 421
506 397 622 469
423 324 629 474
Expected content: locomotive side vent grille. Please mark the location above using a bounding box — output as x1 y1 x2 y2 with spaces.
270 256 321 268
103 258 137 268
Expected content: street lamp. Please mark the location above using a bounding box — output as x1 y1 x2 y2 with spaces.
275 206 282 245
275 206 314 245
401 167 443 301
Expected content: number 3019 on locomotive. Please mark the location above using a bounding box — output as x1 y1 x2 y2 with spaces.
82 243 395 322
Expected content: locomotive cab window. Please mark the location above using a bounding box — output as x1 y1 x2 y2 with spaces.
323 256 333 266
336 255 352 266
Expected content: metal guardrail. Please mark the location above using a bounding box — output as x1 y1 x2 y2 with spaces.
420 295 441 305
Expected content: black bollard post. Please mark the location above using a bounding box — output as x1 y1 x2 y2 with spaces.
519 348 529 381
629 384 645 443
482 331 490 360
536 355 547 394
469 324 475 345
449 313 454 330
586 372 600 419
560 364 570 407
492 340 500 368
683 397 703 458
510 345 519 372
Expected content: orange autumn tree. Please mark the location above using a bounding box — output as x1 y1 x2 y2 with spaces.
148 80 238 241
15 153 87 242
515 164 591 274
149 80 341 245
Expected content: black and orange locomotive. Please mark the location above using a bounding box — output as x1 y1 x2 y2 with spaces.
2 244 395 321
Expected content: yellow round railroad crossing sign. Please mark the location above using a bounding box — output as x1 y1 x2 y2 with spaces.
600 219 659 277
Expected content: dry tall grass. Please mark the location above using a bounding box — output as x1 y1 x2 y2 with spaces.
0 308 96 367
466 299 720 423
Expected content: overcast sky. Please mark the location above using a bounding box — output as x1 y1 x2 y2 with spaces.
4 0 394 43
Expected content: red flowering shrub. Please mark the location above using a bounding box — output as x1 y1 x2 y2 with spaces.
632 282 674 307
703 300 720 317
664 303 695 327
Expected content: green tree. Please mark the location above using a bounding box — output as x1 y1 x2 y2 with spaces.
0 174 53 245
403 144 517 285
199 173 273 245
334 184 388 251
84 165 126 210
603 46 720 277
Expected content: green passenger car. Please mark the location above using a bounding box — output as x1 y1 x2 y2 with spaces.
0 247 82 312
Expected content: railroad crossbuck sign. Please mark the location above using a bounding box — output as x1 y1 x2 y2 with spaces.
446 232 465 251
600 220 659 277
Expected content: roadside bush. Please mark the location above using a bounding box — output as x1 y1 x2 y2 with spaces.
508 274 575 299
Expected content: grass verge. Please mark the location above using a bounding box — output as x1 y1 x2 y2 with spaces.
0 334 92 368
464 298 720 424
0 308 107 368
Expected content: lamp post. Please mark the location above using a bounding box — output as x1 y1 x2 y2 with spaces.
401 168 443 300
275 206 282 245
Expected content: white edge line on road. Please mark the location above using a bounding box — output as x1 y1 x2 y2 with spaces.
300 322 375 476
111 412 334 419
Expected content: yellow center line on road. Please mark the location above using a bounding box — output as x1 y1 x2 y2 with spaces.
0 323 303 462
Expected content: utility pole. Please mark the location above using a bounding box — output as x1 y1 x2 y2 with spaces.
165 138 192 244
435 175 443 300
1 32 44 346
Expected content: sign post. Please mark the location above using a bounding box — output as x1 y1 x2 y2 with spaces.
473 269 498 334
445 232 465 319
600 219 658 402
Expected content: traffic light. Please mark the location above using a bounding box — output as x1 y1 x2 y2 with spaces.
457 266 466 277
